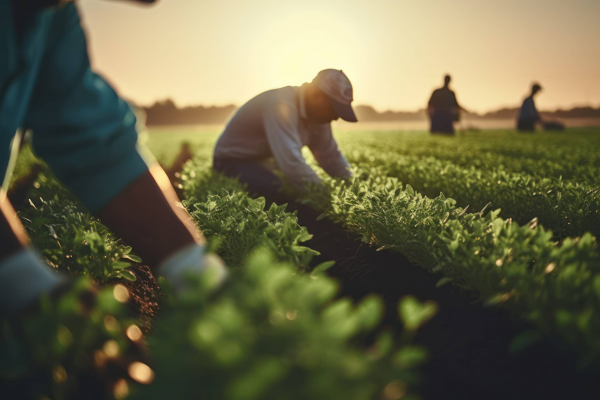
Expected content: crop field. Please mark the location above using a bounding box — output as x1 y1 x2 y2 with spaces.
2 127 600 400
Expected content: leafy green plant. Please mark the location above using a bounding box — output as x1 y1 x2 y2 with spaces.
0 278 144 400
337 129 600 184
179 156 321 270
20 196 139 283
178 156 244 203
302 166 600 363
133 249 432 400
345 148 600 239
185 193 318 269
7 145 435 400
7 145 43 191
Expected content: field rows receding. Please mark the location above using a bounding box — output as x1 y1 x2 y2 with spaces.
301 161 600 361
168 128 600 364
345 149 600 239
155 128 600 363
336 129 600 184
5 128 600 399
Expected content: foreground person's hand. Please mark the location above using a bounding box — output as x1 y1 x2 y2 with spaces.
0 248 69 315
157 243 228 292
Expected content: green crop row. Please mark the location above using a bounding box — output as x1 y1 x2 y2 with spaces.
21 195 141 283
180 159 317 270
2 153 433 400
300 165 600 363
336 130 600 184
133 250 432 400
346 151 600 239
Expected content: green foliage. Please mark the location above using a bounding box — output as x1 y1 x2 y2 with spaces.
399 296 438 332
302 164 600 362
6 143 432 399
180 156 319 270
0 278 142 400
346 148 600 239
20 196 138 283
337 129 600 184
134 249 429 400
179 157 245 203
7 145 43 191
10 126 600 396
170 128 600 363
186 193 318 269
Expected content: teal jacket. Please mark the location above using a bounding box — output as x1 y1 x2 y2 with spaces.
0 1 150 213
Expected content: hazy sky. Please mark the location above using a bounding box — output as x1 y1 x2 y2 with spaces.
79 0 600 113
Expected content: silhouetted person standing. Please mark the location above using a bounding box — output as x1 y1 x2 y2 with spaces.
517 83 542 132
427 75 465 135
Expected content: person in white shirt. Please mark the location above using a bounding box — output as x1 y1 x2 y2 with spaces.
517 83 542 132
213 69 357 205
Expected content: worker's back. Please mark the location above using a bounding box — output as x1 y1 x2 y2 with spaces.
214 86 297 161
429 87 457 110
518 96 537 121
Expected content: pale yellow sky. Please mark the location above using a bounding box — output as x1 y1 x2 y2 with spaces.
79 0 600 113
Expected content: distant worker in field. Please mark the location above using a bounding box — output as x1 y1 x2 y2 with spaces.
517 83 543 132
427 74 467 135
213 69 356 205
0 0 225 315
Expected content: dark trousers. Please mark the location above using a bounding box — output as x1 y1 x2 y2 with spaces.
430 110 455 135
517 118 536 132
213 157 291 207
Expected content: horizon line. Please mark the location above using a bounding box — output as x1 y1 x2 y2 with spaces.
135 98 600 115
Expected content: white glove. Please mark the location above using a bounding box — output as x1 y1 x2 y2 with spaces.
0 248 67 314
157 243 227 291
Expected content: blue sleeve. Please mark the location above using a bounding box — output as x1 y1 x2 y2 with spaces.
24 3 150 214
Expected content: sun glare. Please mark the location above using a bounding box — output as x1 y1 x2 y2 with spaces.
245 10 364 86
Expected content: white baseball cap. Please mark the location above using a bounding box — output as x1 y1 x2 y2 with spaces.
312 69 358 123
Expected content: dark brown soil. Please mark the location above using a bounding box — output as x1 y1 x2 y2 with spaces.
121 264 163 333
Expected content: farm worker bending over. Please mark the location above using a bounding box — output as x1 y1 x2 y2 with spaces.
517 83 543 132
213 69 356 205
0 0 225 314
427 74 467 135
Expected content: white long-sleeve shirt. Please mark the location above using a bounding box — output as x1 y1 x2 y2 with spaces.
214 85 352 189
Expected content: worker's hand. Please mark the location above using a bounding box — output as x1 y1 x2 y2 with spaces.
0 248 69 315
157 243 227 292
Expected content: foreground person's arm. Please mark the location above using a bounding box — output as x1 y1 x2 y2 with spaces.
96 164 202 271
22 4 223 292
0 164 222 315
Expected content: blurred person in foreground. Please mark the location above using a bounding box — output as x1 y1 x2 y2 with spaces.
0 0 225 315
427 74 467 135
517 83 543 132
213 69 356 206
